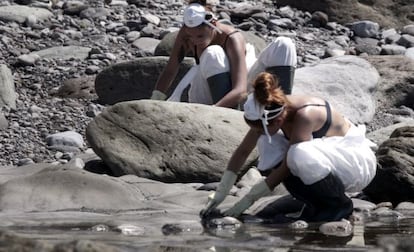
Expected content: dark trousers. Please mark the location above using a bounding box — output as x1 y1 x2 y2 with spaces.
282 173 353 222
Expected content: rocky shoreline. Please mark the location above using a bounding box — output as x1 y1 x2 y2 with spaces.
0 1 413 251
0 0 413 166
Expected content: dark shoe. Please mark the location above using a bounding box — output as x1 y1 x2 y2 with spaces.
300 199 353 222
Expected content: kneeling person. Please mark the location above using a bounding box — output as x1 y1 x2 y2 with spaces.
200 72 377 222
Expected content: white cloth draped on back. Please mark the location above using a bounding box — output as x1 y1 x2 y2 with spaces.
257 121 377 193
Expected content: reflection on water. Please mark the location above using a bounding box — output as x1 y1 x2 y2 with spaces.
1 214 413 251
196 213 413 251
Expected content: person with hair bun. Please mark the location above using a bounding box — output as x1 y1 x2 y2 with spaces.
201 72 377 222
150 1 297 109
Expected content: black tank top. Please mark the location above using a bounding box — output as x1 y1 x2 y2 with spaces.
283 101 332 139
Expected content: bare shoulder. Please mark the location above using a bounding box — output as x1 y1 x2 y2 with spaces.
288 95 323 108
176 27 189 44
289 95 326 120
174 27 193 52
217 23 245 41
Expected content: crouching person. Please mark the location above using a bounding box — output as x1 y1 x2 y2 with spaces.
151 2 297 109
200 72 377 222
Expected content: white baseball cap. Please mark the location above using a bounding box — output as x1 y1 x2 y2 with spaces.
244 93 284 143
183 3 222 33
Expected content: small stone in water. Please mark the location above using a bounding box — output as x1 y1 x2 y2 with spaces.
91 224 110 232
208 216 242 229
289 220 309 229
162 224 184 235
319 219 353 237
161 221 203 235
115 224 145 236
372 207 404 220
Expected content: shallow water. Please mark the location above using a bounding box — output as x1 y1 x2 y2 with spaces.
2 211 413 251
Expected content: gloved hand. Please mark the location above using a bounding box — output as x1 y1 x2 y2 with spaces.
200 170 237 218
150 90 167 100
223 179 271 218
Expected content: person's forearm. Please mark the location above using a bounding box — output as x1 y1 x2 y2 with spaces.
265 159 290 190
215 88 245 108
154 67 179 93
226 130 259 173
226 150 248 174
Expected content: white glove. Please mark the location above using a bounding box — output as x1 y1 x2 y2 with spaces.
150 90 167 100
223 179 271 217
200 170 237 218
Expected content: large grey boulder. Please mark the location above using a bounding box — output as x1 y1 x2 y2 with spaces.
95 57 195 105
0 161 209 213
362 55 414 132
367 119 414 146
86 100 258 183
363 126 414 205
0 5 53 24
0 164 143 212
292 55 379 124
28 46 91 60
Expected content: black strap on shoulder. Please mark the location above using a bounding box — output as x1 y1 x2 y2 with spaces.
295 101 332 138
224 30 240 49
312 101 332 138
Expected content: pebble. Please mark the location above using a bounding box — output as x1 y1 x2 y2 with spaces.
288 220 309 229
207 216 242 229
319 219 353 237
371 207 405 221
91 224 110 232
115 224 145 236
161 221 203 235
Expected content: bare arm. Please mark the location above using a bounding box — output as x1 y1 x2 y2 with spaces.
215 32 248 108
227 128 260 173
153 29 188 93
265 159 290 190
